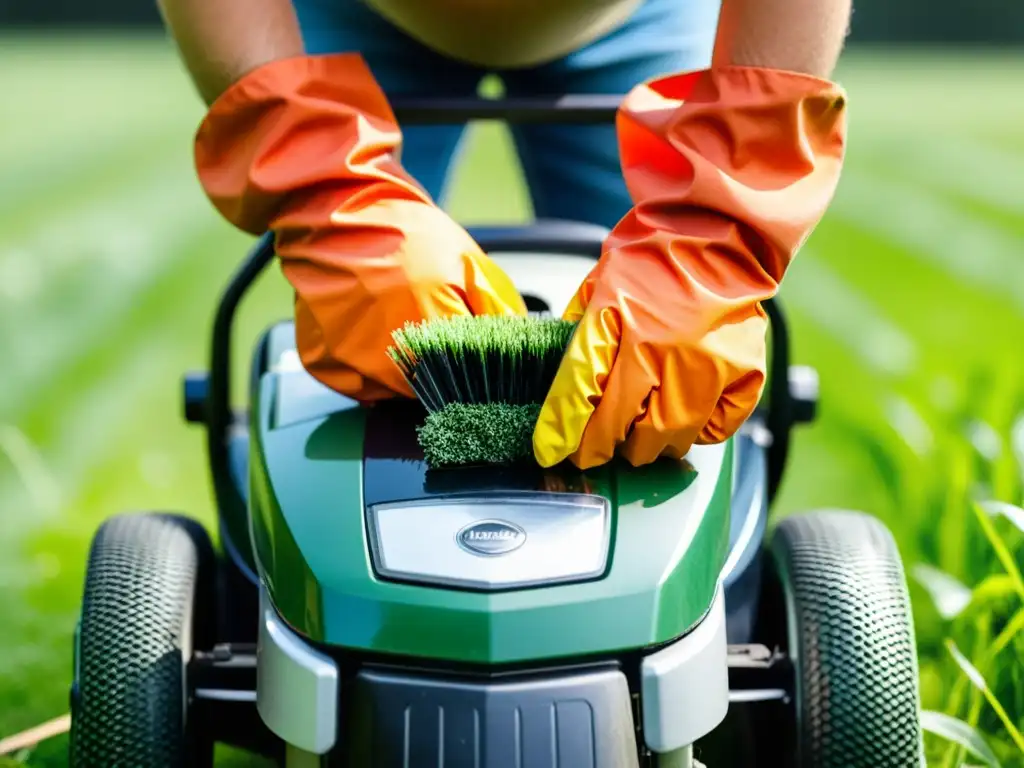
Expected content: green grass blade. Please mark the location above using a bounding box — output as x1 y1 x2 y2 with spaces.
973 502 1024 602
983 607 1024 672
913 563 974 620
979 501 1024 537
964 574 1019 610
1010 415 1024 488
923 710 1003 768
945 639 1024 755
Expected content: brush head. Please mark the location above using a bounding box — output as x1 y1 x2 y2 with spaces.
387 315 576 467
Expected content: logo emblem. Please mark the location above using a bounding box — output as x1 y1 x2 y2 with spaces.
456 520 526 556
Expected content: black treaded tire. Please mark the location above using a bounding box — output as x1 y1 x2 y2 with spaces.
767 509 925 768
70 512 216 768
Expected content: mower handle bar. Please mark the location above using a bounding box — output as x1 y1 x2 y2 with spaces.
390 96 623 125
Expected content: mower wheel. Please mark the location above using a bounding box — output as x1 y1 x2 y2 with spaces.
766 510 925 768
70 512 216 768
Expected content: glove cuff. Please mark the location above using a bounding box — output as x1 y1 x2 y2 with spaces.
193 52 427 235
611 64 847 288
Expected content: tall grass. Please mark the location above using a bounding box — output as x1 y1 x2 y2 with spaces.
847 360 1024 766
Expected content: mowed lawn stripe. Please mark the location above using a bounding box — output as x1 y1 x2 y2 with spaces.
807 219 1021 379
770 297 902 519
781 250 919 379
0 161 219 419
832 51 1024 141
0 36 201 161
852 133 1024 218
0 216 241 544
0 130 193 221
828 168 1024 308
809 166 1024 387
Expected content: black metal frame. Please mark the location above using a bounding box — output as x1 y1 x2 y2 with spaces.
393 96 623 125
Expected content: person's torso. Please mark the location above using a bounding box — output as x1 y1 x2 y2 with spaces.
361 0 644 68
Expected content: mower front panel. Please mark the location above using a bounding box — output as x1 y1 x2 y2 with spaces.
253 585 731 761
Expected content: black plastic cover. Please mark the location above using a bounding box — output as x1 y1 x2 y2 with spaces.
182 371 209 424
345 665 640 767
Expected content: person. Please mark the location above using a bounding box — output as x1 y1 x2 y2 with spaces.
160 0 850 470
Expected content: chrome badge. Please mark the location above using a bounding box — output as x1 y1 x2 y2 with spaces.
456 519 527 557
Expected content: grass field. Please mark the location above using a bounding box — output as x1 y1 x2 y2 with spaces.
1 34 1022 767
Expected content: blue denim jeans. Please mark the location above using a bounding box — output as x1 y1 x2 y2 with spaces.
294 0 721 229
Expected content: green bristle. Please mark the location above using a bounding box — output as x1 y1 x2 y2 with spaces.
388 315 576 411
386 315 576 467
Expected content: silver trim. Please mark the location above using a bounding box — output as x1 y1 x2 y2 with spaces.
367 492 611 590
721 436 767 586
193 688 258 703
256 589 340 754
641 586 730 754
789 364 819 402
729 689 789 704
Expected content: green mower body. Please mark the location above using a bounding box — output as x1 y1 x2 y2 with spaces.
250 324 731 662
233 249 747 763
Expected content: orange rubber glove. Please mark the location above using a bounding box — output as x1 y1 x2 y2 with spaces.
193 54 526 401
533 66 847 469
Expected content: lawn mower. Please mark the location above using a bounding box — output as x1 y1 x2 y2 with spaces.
68 96 925 768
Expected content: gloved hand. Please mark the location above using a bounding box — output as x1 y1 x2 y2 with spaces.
194 53 526 401
533 66 847 469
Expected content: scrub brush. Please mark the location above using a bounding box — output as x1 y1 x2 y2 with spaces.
387 314 576 468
